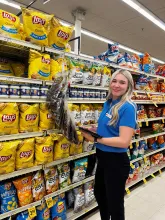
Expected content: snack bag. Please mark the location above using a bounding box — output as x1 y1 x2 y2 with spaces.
68 104 81 126
50 59 60 80
22 8 53 46
143 53 152 73
152 123 164 134
54 135 70 160
135 75 149 91
117 53 126 66
70 131 83 155
0 182 18 213
57 163 71 189
94 104 102 123
16 138 35 170
92 66 102 86
148 137 158 150
73 185 85 213
0 57 14 76
44 167 59 194
35 136 54 165
48 17 74 50
19 23 26 41
28 50 51 80
69 59 83 84
84 181 95 206
56 57 68 73
65 43 71 52
72 158 88 183
131 54 140 70
32 171 46 201
83 140 94 152
11 62 25 77
80 104 91 125
39 103 55 131
16 211 31 220
13 175 33 207
0 140 20 174
89 104 95 124
83 62 94 85
105 43 119 63
157 135 165 148
19 103 39 132
36 202 50 220
0 9 21 39
124 52 132 68
101 66 111 87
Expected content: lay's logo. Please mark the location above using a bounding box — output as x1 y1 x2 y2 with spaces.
2 12 16 22
61 144 69 150
20 150 32 158
22 178 29 185
43 209 50 218
25 114 37 121
0 155 12 162
47 113 52 119
57 202 65 213
41 57 50 64
57 30 69 40
42 146 52 153
2 114 16 122
32 16 45 25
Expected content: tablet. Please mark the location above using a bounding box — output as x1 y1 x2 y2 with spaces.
79 127 102 139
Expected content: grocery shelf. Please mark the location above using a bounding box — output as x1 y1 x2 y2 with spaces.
67 99 105 104
0 98 46 103
138 117 165 123
0 75 42 85
131 131 165 143
46 129 61 135
44 46 64 55
70 84 109 91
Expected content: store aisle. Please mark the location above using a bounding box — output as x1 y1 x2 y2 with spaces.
85 171 165 220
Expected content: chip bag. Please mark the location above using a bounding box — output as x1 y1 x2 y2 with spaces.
80 104 91 125
28 49 51 80
57 163 71 189
36 202 50 220
0 140 20 174
35 136 54 165
44 167 59 194
50 59 60 80
16 211 31 220
32 171 46 201
13 175 33 207
22 8 53 46
0 182 18 213
68 103 81 126
70 131 83 156
101 66 111 87
19 23 26 41
11 62 26 77
39 103 55 131
19 103 39 132
54 135 70 160
0 57 14 76
16 138 35 170
0 9 21 39
48 17 74 50
72 158 88 183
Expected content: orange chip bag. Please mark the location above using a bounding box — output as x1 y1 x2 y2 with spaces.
35 136 54 165
0 103 19 135
13 175 33 207
32 171 46 201
0 140 20 174
19 103 39 132
16 138 35 170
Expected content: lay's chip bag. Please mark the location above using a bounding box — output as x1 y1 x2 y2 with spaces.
54 135 70 160
19 103 39 132
0 9 21 39
28 49 51 80
22 8 53 46
16 138 35 170
36 202 50 220
35 136 54 165
70 131 83 156
0 140 20 174
0 103 19 135
48 17 74 50
11 62 26 77
0 57 14 76
19 23 26 41
50 59 60 81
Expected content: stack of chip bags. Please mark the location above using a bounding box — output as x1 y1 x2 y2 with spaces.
0 57 14 76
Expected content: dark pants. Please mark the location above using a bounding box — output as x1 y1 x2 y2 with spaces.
94 148 130 220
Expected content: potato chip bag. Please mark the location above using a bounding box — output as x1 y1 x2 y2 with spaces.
19 23 26 41
70 131 83 156
22 8 53 46
48 17 74 50
57 163 71 189
16 138 35 170
36 201 50 220
32 171 46 201
39 103 55 131
0 9 21 39
80 104 91 125
35 136 54 165
68 104 81 126
19 103 39 132
50 59 60 80
0 57 14 76
57 57 68 73
28 49 51 80
11 62 25 77
54 135 70 160
13 175 33 207
44 167 59 194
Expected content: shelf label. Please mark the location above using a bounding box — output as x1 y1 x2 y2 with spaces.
151 174 155 178
146 93 151 99
152 101 158 107
28 206 37 219
126 188 131 195
130 143 133 149
155 136 158 141
143 156 147 162
46 197 53 208
162 119 165 123
134 92 138 97
159 169 162 174
136 141 139 147
143 178 147 184
130 163 135 169
145 120 149 126
138 122 142 127
157 77 159 82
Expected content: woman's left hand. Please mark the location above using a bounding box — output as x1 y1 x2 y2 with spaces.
81 131 94 142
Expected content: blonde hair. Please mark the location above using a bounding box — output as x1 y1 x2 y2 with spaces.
107 69 135 126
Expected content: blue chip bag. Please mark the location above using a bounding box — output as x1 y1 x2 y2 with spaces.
36 202 50 220
51 193 67 220
72 158 88 183
124 53 132 68
105 43 119 63
16 211 31 220
0 182 18 213
117 53 126 66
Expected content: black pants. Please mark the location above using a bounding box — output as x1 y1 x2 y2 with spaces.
94 149 130 220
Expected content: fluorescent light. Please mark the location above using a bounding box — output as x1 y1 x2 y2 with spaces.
0 0 21 9
152 57 164 64
122 0 165 31
43 0 51 4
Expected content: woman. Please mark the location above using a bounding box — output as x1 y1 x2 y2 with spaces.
81 69 137 220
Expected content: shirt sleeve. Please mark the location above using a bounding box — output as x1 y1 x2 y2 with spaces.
119 105 137 129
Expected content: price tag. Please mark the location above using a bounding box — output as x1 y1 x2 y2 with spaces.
46 197 53 208
151 174 155 178
143 178 147 184
130 163 135 169
159 169 162 174
130 143 133 149
155 136 158 141
138 122 142 127
134 92 138 97
126 188 131 195
162 119 165 123
164 78 165 83
28 207 37 219
146 93 151 99
143 156 147 162
157 77 159 82
136 141 139 147
152 101 158 107
145 120 149 126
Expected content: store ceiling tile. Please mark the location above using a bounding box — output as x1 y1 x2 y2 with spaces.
138 0 165 11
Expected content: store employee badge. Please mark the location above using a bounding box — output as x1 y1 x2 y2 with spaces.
106 112 112 119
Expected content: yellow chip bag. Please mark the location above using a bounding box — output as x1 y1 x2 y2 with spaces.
48 17 74 50
19 23 26 41
11 62 25 77
0 57 14 76
28 49 51 80
22 7 53 46
16 138 35 170
70 131 83 155
54 135 70 160
50 59 60 80
0 9 21 39
35 136 54 165
0 140 20 174
19 103 39 132
0 103 19 135
39 103 55 131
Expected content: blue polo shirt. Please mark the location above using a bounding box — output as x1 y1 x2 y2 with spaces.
96 98 137 153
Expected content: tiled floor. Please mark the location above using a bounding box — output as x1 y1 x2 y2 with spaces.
84 171 165 220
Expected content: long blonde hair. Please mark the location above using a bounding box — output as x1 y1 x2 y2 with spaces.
107 69 135 126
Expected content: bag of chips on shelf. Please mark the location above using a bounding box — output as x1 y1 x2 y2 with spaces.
73 185 85 213
72 158 88 183
36 201 50 220
143 52 152 73
13 175 33 207
80 104 91 125
0 140 20 174
83 62 93 85
44 167 59 194
105 43 119 63
19 23 26 41
28 49 51 80
124 52 132 68
54 135 70 160
0 9 21 39
148 137 158 150
48 17 74 50
131 54 140 70
19 103 39 132
101 66 111 87
117 53 126 67
32 171 46 201
0 103 19 135
56 57 68 73
84 180 95 206
16 138 35 170
66 190 74 208
89 104 95 124
35 136 54 165
0 57 14 76
157 135 165 148
94 104 102 123
11 62 26 78
69 59 83 84
68 104 81 127
50 58 60 80
57 163 71 189
16 211 31 220
22 8 53 46
83 140 94 152
70 131 83 155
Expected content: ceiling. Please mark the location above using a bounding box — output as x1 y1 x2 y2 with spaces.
1 0 165 61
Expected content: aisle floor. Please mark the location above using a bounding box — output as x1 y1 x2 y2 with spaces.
85 171 165 220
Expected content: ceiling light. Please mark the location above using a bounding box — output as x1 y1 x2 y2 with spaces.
43 0 51 4
122 0 165 31
0 0 21 9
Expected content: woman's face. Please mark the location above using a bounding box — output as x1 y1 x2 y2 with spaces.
110 73 129 99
